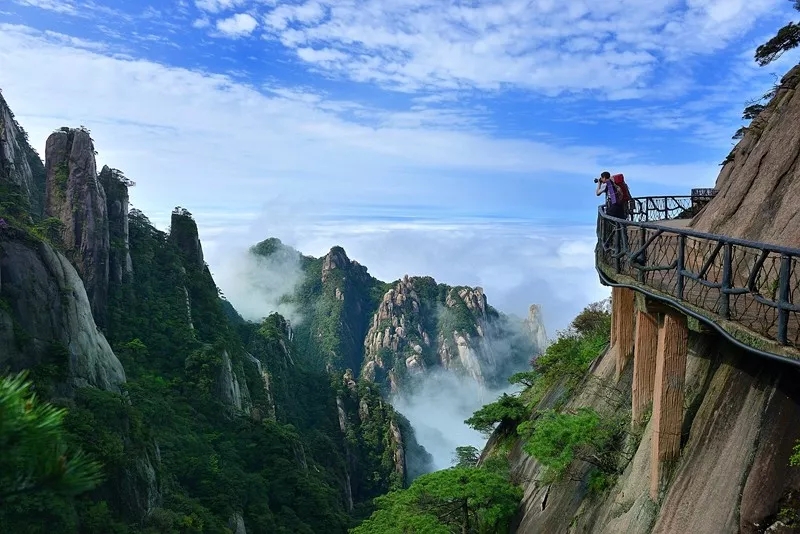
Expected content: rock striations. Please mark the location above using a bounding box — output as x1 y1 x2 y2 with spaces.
361 275 546 392
690 64 800 247
0 91 46 217
44 127 111 328
0 236 126 394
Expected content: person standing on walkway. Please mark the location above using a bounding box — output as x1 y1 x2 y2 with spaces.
596 171 625 218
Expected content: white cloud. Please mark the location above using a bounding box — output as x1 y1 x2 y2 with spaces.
296 46 345 64
195 0 248 14
212 244 305 325
192 17 211 29
205 212 609 334
12 0 76 14
257 0 785 97
0 22 751 336
264 0 326 30
391 370 520 471
216 12 258 37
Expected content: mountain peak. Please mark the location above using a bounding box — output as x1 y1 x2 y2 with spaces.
168 206 204 268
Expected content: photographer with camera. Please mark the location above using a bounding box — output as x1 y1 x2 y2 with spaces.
595 171 627 219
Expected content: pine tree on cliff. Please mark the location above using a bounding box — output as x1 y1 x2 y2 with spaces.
755 1 800 66
0 372 102 501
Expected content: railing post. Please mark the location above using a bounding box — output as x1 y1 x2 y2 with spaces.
777 254 792 345
638 226 647 282
720 243 732 319
614 222 622 273
677 234 685 300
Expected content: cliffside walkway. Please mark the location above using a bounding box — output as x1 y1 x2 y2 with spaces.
595 191 800 366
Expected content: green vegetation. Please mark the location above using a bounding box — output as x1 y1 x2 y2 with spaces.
518 408 627 490
2 204 412 532
351 465 522 534
465 299 627 497
53 162 69 200
453 446 481 468
465 394 528 436
0 371 103 502
754 1 800 66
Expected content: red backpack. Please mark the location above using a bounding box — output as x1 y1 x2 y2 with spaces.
612 173 632 203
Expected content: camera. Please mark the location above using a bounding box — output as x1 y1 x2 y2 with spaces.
593 178 599 183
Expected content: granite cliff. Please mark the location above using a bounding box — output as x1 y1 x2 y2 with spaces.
690 64 800 247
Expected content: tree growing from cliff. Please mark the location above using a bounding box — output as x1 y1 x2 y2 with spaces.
754 1 800 66
351 466 522 534
0 372 103 501
453 445 480 468
569 298 611 338
465 393 527 436
519 407 627 484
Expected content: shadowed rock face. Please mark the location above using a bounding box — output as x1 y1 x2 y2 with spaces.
690 65 800 247
98 165 133 285
0 93 46 217
168 210 204 269
0 235 125 394
44 128 110 328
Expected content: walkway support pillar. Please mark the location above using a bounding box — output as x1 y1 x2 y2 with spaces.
632 309 658 426
650 311 688 500
611 287 636 381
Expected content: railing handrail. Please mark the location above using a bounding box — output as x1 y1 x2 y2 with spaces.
596 195 800 355
598 201 800 258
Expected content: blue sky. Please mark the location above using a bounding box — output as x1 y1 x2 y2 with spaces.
1 0 799 333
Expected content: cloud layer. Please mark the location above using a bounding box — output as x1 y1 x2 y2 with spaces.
1 2 798 336
256 0 780 97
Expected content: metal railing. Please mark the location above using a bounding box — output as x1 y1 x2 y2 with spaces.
596 195 800 354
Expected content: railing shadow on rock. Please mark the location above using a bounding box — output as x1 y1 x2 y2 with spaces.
596 194 800 358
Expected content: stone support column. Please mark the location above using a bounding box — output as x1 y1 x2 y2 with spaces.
632 309 658 426
613 287 636 380
650 311 688 500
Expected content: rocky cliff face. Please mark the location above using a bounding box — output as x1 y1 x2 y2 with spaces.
0 92 46 217
0 230 125 393
362 275 433 388
507 332 800 534
690 65 800 247
44 127 110 328
216 348 251 413
98 165 133 285
169 207 204 269
362 276 544 392
523 304 548 355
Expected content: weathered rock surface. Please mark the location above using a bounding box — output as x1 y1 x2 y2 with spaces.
216 349 251 413
690 65 800 247
0 234 125 393
0 92 46 216
119 449 162 521
524 304 548 355
98 165 133 285
228 512 247 534
168 209 204 268
44 127 110 327
508 331 800 534
363 276 543 390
